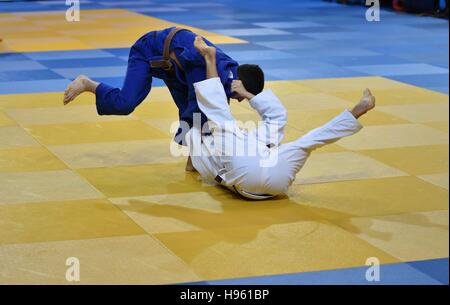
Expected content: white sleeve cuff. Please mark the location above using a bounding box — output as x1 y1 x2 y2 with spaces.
193 77 222 92
249 89 278 108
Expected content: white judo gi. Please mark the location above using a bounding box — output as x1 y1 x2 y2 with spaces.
187 77 363 200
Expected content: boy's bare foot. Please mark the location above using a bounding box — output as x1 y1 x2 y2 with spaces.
351 88 376 119
63 75 98 105
185 156 197 172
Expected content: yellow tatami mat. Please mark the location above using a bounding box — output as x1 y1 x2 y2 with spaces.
0 77 448 284
0 9 246 53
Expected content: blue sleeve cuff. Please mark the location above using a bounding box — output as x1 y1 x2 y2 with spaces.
95 82 113 115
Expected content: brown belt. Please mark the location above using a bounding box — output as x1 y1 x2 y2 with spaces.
150 27 186 73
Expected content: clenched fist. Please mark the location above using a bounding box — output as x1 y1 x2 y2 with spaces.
193 36 216 59
231 80 255 101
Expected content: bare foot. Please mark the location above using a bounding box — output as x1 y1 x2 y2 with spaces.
351 88 376 119
185 156 197 172
63 75 97 105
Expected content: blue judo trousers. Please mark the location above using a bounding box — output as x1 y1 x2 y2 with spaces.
95 27 239 145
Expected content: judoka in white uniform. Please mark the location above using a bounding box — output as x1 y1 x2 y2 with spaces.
186 37 376 200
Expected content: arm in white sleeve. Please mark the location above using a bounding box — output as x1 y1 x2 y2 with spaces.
249 89 287 147
193 77 236 130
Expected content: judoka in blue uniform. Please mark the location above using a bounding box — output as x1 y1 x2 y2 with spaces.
63 27 265 169
94 27 240 145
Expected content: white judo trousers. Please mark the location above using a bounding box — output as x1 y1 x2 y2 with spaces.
187 78 363 200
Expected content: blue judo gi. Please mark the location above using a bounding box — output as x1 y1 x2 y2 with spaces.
95 27 239 145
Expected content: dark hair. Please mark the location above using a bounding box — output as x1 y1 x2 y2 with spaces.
237 64 264 96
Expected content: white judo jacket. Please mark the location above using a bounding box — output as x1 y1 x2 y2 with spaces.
187 77 362 200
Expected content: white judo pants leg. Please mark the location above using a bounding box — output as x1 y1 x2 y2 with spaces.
278 110 363 185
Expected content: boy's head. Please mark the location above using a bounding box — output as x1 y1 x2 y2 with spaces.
233 64 265 101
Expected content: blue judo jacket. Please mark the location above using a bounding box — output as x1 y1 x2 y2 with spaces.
95 27 239 145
